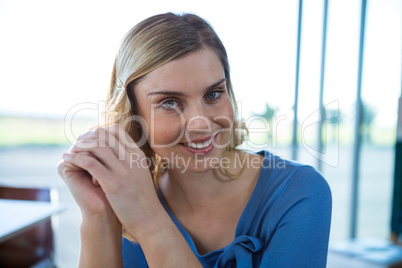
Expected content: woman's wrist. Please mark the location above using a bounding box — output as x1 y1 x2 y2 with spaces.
124 206 174 243
80 212 122 233
126 209 202 268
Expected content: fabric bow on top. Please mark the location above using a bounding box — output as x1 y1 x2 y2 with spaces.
215 235 263 268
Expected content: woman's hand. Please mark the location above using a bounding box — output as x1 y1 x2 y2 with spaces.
58 128 127 268
59 124 163 240
58 150 115 219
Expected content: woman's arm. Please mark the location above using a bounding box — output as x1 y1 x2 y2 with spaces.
131 211 202 267
79 215 123 268
58 155 123 268
260 166 332 267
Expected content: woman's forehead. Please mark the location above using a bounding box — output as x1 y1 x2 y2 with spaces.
136 48 225 96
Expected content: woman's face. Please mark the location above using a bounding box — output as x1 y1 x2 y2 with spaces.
133 48 234 173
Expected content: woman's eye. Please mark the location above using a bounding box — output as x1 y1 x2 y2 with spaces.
160 99 179 110
206 90 224 100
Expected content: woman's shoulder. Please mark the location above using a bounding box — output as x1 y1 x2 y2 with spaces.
235 150 331 235
250 150 332 203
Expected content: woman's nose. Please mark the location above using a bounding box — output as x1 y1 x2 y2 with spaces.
185 105 211 131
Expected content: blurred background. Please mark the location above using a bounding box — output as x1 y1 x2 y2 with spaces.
0 0 401 267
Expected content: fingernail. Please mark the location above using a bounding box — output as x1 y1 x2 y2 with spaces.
62 153 70 160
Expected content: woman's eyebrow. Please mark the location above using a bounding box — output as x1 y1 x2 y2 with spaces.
203 78 227 93
147 78 226 97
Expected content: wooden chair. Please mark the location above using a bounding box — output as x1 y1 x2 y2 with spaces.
0 185 56 268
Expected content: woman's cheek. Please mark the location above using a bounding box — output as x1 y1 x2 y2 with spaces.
149 118 183 147
215 101 234 128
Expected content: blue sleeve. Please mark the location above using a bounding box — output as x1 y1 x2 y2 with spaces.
122 237 148 268
260 166 332 268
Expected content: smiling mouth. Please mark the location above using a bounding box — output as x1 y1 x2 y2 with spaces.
183 136 214 149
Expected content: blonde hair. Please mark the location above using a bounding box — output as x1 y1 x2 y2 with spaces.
105 13 247 184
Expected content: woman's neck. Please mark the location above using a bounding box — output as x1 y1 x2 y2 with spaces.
160 168 231 212
158 151 263 213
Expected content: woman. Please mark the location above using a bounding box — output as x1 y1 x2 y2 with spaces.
58 13 332 267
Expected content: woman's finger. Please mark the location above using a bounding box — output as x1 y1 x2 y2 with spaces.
62 152 111 188
99 127 131 162
73 127 130 164
106 124 145 157
70 138 123 171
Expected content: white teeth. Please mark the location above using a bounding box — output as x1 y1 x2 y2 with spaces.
186 137 213 149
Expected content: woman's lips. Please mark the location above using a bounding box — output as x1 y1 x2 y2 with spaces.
180 134 218 154
184 136 214 148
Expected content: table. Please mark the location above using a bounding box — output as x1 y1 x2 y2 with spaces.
0 199 66 243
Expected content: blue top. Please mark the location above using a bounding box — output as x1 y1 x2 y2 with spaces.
122 150 332 267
